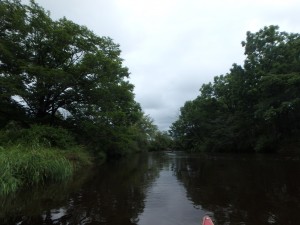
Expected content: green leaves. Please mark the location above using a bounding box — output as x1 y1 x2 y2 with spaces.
1 0 131 122
171 26 300 153
0 0 158 157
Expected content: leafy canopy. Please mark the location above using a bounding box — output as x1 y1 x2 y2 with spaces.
171 26 300 153
0 0 162 156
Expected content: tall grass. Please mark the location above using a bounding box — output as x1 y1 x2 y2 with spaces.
0 146 76 196
0 124 93 196
0 163 20 196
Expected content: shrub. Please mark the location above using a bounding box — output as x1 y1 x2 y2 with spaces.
0 146 73 196
0 123 76 149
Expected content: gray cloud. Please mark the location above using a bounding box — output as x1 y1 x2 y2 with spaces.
23 0 300 130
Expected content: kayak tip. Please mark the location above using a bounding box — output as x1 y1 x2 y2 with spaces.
202 215 214 225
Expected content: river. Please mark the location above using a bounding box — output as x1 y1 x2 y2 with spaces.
1 152 300 225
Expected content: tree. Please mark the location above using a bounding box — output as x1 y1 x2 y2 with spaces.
0 0 156 157
149 131 173 151
0 0 129 123
242 26 300 151
171 26 300 153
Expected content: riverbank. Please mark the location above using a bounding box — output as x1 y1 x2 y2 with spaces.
0 145 92 196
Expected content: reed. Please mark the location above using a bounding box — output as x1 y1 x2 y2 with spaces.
63 146 93 168
0 164 20 196
0 145 83 196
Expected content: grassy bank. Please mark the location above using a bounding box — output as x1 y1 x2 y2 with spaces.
0 145 92 196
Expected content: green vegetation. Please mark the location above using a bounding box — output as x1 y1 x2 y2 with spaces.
0 122 93 196
171 25 300 153
0 0 166 195
149 131 173 151
0 0 159 157
0 145 92 196
0 0 161 155
0 124 92 196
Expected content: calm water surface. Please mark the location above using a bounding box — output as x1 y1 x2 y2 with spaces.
1 152 300 225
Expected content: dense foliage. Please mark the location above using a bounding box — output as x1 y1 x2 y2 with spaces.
149 131 173 152
0 0 159 158
171 26 300 153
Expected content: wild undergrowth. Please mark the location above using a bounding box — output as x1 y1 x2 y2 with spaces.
0 145 91 196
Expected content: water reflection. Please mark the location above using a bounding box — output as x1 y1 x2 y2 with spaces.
138 168 207 225
173 154 300 225
1 152 300 225
0 153 163 225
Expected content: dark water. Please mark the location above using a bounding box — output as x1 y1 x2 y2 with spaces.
1 152 300 225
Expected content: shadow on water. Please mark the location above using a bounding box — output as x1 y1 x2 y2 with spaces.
0 153 164 225
173 153 300 225
1 152 300 225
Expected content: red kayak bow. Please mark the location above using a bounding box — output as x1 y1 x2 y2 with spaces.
202 216 214 225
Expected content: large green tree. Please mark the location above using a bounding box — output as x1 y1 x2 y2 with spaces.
0 0 157 156
0 0 130 123
171 26 300 153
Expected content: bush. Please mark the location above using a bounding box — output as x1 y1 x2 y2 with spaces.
0 146 74 196
0 123 76 149
149 131 173 151
254 135 278 152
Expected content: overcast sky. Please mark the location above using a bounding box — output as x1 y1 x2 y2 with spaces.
23 0 300 130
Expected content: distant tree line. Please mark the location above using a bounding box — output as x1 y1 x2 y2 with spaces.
0 0 169 159
170 26 300 153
